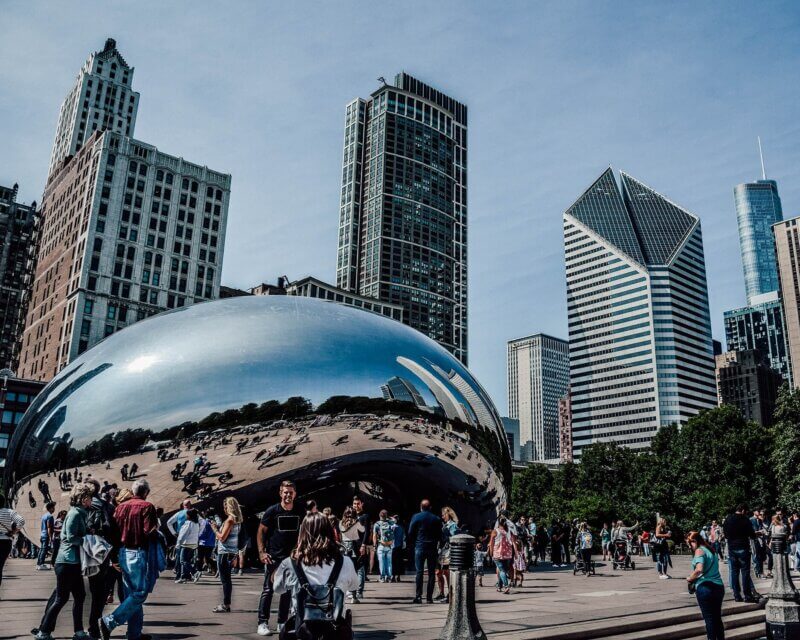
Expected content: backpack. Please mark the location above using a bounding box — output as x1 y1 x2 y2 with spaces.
281 555 353 640
376 520 394 545
580 531 592 549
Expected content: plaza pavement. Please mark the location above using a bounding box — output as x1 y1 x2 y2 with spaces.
0 554 772 639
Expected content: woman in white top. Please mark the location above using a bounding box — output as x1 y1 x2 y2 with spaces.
338 507 364 560
210 497 242 613
274 512 359 637
176 509 200 584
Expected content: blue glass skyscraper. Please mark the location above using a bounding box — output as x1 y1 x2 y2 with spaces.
735 179 783 304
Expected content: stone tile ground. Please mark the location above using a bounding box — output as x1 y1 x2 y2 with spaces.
0 555 774 639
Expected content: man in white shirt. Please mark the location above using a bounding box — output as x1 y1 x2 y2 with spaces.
0 495 25 593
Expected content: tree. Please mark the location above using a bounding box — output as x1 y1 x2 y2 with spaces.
771 385 800 511
510 464 552 522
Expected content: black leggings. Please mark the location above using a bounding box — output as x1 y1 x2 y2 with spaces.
218 552 234 606
0 539 11 588
40 562 86 633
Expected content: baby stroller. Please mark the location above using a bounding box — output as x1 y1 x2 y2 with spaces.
573 544 596 576
612 540 635 570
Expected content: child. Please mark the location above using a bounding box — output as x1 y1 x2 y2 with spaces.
176 508 200 583
474 538 488 587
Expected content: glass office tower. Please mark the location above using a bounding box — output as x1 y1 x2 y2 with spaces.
336 73 468 364
735 179 783 305
563 168 717 458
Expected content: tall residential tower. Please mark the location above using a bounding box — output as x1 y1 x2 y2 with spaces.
507 334 569 462
563 168 716 457
336 73 468 363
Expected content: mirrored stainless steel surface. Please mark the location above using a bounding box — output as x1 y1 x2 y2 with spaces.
6 297 510 531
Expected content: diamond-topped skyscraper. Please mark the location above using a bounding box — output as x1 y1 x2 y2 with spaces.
336 73 468 363
563 168 716 457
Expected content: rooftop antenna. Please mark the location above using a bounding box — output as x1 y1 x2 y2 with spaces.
758 136 767 180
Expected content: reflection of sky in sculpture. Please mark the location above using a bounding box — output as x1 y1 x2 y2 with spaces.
8 296 505 457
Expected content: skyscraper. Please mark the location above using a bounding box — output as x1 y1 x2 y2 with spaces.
735 178 783 305
773 216 800 386
0 184 39 370
18 40 230 382
336 73 468 363
507 334 569 462
715 350 782 426
563 168 716 457
48 38 140 182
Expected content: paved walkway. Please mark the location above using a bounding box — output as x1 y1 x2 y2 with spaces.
0 555 775 639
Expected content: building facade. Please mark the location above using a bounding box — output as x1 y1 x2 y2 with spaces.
564 168 716 458
715 350 782 426
48 38 140 182
558 389 573 463
724 293 792 386
773 216 800 386
735 179 783 305
501 417 520 462
507 334 569 462
0 185 40 370
0 372 45 469
335 73 468 363
19 131 230 381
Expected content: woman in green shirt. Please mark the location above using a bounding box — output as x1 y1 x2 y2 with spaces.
685 531 725 640
36 483 94 640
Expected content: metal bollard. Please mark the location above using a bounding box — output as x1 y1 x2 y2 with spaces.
439 534 486 640
766 529 800 640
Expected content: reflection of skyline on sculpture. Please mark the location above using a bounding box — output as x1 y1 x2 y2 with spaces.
7 297 510 531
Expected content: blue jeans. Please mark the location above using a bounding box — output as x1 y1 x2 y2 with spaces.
177 547 195 580
37 536 50 566
105 547 148 640
377 544 393 578
657 550 670 575
415 545 438 600
695 581 725 639
495 558 511 587
728 548 755 600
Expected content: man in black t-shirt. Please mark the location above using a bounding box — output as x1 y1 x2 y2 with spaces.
350 495 372 603
256 480 305 636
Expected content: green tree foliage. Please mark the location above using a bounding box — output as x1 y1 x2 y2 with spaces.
771 385 800 511
509 406 776 535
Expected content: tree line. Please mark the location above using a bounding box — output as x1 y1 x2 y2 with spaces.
510 386 800 536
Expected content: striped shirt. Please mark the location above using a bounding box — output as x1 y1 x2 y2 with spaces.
0 508 25 540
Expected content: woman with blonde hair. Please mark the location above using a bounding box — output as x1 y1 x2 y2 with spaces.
435 507 459 603
35 483 94 640
655 517 672 579
210 496 243 613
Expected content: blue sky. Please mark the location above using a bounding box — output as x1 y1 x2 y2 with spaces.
2 1 799 414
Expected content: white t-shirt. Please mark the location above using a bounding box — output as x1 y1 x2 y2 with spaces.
0 508 25 541
273 555 360 595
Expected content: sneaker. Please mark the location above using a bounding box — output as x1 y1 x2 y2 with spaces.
192 571 202 583
73 632 92 640
411 597 422 604
257 623 272 636
658 574 668 579
212 604 231 613
98 618 111 640
237 569 244 576
352 594 361 604
33 632 53 640
175 579 186 584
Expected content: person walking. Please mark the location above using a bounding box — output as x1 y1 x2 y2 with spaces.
407 499 442 604
256 480 304 635
655 518 672 579
99 478 161 640
210 497 242 613
35 483 93 640
372 510 396 583
435 507 459 602
489 518 514 594
390 514 405 582
348 495 371 603
577 523 593 577
37 501 56 570
86 478 120 640
175 509 200 583
686 531 726 640
600 523 611 561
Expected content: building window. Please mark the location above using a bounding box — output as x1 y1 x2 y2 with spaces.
84 300 94 314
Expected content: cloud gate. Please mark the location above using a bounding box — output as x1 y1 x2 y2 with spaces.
5 297 511 532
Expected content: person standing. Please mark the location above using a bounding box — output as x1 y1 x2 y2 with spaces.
197 509 217 575
86 478 120 640
640 528 651 559
35 483 93 640
0 495 25 595
391 514 405 582
655 518 672 579
51 510 67 565
435 507 459 602
372 510 396 583
407 499 442 604
166 499 192 541
210 497 242 613
37 501 56 570
750 509 766 579
256 480 304 635
601 523 611 561
686 531 726 640
790 512 800 572
550 521 563 567
577 523 593 577
175 509 200 583
99 478 160 640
